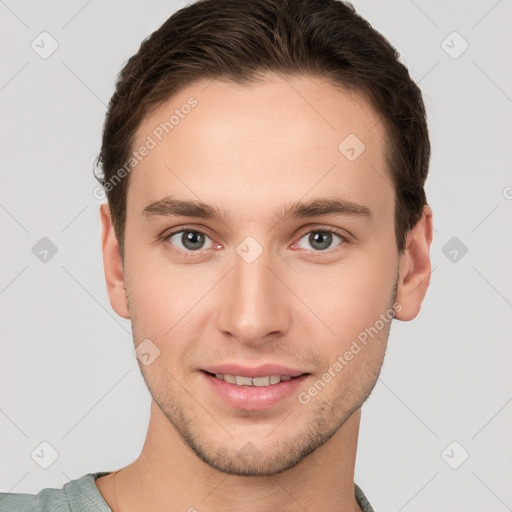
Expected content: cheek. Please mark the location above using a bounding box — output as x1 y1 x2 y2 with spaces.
125 261 214 361
292 253 397 342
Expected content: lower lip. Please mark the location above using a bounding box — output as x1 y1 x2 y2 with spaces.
202 371 309 410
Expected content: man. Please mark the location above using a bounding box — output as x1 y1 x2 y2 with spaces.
0 0 433 510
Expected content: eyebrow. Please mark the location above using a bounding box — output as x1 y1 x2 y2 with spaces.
141 195 372 224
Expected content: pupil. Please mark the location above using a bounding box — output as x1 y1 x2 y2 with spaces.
183 231 204 250
310 231 331 250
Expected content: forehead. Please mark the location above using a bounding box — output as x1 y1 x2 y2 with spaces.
127 74 392 223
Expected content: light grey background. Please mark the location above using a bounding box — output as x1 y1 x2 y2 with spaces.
1 1 511 510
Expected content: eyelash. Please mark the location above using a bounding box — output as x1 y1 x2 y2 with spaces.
159 225 350 257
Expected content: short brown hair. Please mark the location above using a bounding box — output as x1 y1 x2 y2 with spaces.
94 0 430 261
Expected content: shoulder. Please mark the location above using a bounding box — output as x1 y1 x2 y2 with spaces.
355 482 376 512
0 486 70 512
0 472 112 512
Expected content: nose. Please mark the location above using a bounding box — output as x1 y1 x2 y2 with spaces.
215 241 292 347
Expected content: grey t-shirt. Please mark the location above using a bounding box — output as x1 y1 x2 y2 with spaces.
0 472 376 511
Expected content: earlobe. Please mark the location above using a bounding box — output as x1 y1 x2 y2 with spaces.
394 205 433 321
99 203 130 319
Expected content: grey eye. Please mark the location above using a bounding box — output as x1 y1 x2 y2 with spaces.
168 230 213 251
296 230 343 251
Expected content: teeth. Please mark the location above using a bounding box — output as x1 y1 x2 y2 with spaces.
212 373 298 386
252 376 270 387
235 375 253 386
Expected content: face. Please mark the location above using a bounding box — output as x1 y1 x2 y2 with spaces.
105 74 409 476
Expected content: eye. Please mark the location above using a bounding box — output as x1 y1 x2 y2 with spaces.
295 229 345 252
165 229 217 253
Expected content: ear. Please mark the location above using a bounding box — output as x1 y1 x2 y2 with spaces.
99 203 130 319
394 205 433 321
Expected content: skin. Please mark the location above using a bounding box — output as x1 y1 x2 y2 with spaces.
96 73 433 512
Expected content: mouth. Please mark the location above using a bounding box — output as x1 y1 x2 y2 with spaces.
200 368 311 410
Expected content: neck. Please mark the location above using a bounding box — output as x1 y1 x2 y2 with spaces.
104 400 363 512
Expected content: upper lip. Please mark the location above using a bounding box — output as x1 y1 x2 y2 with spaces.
202 364 306 378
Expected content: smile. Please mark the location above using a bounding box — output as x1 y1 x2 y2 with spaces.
202 370 310 410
